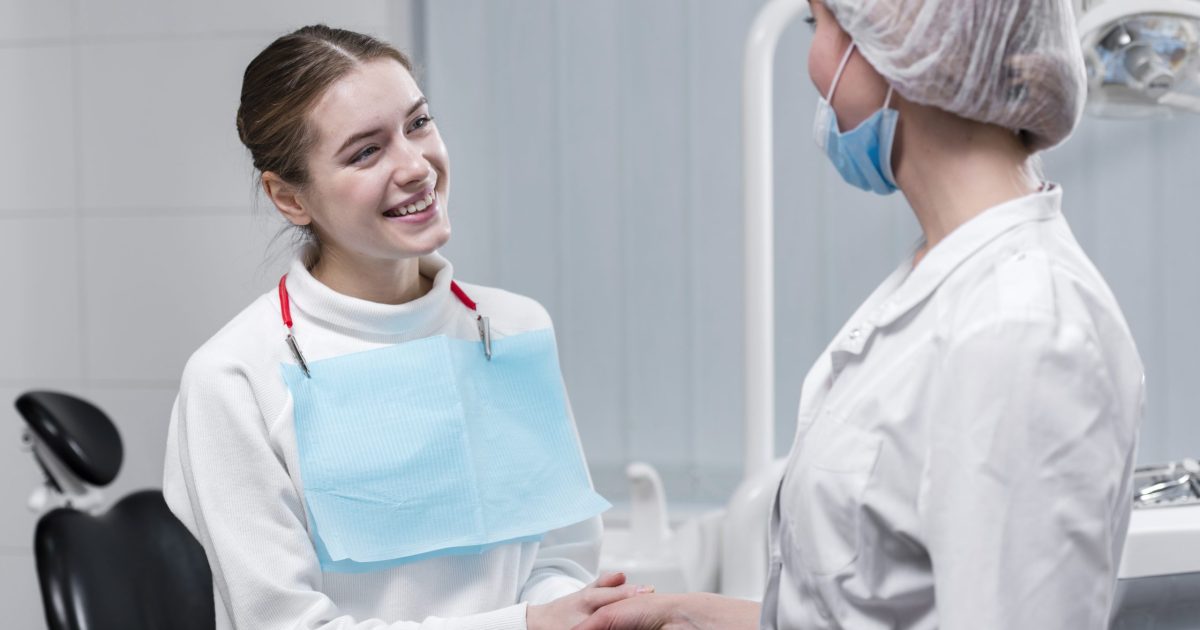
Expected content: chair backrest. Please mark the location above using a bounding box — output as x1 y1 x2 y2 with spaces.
35 489 215 630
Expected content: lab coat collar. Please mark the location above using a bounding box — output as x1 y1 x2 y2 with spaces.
831 185 1063 362
284 246 460 338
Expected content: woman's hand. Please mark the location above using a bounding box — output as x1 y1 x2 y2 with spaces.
526 572 653 630
571 593 760 630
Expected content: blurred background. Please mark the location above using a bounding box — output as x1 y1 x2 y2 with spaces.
2 0 1198 625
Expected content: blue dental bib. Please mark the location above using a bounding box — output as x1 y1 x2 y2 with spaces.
281 328 610 573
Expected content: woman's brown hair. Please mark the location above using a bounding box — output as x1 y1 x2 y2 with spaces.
236 25 413 186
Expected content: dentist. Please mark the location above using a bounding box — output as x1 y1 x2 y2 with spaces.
580 0 1143 628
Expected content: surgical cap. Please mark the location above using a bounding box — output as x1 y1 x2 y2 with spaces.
822 0 1088 152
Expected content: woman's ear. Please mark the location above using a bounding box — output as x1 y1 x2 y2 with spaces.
262 172 312 227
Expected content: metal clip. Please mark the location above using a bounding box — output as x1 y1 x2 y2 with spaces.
477 315 492 361
286 333 311 378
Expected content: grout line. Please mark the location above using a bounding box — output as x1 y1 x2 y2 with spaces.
0 29 293 50
550 0 565 336
64 206 258 219
0 378 180 389
70 0 88 387
411 0 428 70
0 209 76 219
682 0 698 496
0 207 259 221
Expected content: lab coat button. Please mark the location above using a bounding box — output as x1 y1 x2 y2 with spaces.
849 328 861 340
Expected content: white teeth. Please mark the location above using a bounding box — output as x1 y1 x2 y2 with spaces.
386 191 436 218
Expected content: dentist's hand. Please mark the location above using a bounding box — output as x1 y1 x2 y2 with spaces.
572 593 760 630
526 572 653 630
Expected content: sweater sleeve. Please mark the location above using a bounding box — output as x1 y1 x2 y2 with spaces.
518 396 603 605
163 351 529 630
516 322 605 606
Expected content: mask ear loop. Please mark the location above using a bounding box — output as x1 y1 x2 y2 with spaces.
831 42 897 112
826 41 857 103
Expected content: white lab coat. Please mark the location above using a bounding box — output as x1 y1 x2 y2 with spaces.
762 186 1144 629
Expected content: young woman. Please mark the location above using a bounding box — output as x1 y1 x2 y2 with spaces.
162 25 643 630
581 0 1144 628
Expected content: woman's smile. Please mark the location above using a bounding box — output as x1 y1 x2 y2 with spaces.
382 189 440 224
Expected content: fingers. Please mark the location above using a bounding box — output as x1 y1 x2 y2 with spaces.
572 597 669 630
584 583 655 610
591 572 628 589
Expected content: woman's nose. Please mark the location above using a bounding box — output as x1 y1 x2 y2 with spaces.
391 141 430 188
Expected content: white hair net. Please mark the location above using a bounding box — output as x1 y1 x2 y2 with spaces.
822 0 1088 152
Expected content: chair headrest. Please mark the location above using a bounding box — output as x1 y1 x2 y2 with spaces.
16 391 122 487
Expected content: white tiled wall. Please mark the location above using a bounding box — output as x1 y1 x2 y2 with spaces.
0 1 416 625
75 38 263 211
0 47 75 214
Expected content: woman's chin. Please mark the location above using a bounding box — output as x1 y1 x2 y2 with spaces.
405 224 451 257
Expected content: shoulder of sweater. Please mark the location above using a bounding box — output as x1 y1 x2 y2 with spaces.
451 281 554 335
180 290 280 384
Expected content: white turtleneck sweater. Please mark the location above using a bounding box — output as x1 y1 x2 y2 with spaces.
162 252 604 630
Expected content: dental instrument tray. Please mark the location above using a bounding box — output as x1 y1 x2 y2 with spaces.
1132 459 1200 509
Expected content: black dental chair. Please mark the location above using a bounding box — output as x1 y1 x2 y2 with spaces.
17 391 215 630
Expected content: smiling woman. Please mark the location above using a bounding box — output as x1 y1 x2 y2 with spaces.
162 25 641 630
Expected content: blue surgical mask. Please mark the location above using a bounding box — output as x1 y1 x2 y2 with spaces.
814 42 900 195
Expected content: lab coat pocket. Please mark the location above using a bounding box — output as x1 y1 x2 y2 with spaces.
785 414 881 576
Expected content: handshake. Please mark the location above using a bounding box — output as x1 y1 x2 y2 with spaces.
527 572 760 630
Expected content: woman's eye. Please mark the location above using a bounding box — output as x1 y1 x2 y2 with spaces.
351 145 379 164
803 13 816 30
409 115 434 133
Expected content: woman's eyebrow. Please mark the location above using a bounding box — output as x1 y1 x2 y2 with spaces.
336 97 429 153
407 96 429 116
337 127 384 155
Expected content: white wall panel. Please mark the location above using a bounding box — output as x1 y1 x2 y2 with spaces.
0 0 70 42
0 219 82 382
615 0 693 496
77 37 260 211
81 214 286 382
76 0 390 39
686 0 763 499
425 0 497 285
485 0 562 318
1156 114 1200 462
553 0 627 490
0 551 45 629
0 47 75 214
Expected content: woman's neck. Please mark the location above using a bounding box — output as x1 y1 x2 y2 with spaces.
894 102 1038 265
309 246 431 305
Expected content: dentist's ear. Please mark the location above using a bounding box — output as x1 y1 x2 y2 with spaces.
262 171 312 227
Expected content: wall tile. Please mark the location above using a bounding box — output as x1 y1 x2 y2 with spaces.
77 0 389 39
81 214 288 382
0 218 82 381
0 0 71 42
77 37 260 211
0 550 46 630
0 46 75 213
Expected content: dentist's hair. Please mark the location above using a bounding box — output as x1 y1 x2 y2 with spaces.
236 25 413 186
